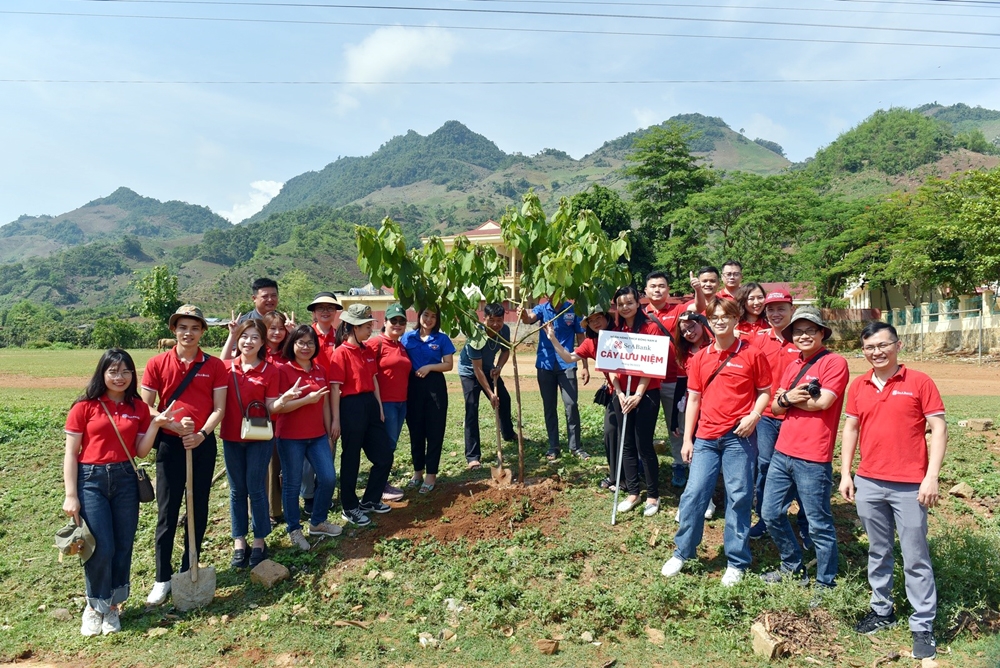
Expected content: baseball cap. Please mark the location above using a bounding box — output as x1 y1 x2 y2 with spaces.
763 289 793 306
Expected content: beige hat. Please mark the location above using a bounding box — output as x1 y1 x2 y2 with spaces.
307 292 343 312
169 304 208 330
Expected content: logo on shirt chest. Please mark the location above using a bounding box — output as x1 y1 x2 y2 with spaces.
246 376 266 386
726 362 745 369
891 390 914 396
562 313 576 326
195 372 211 379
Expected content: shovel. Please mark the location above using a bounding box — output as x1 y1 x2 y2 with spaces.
171 448 216 611
490 404 512 486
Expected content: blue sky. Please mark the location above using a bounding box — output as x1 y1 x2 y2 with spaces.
2 0 1000 225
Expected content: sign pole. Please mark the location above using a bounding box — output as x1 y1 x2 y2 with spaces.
610 375 631 526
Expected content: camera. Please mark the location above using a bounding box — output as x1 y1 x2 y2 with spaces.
805 378 822 400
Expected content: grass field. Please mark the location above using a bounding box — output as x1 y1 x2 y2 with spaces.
1 350 999 667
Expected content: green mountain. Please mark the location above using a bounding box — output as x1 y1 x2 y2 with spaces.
0 187 230 264
918 102 1000 145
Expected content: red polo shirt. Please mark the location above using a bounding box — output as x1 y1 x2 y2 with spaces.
141 347 228 432
276 360 329 440
716 289 738 301
774 350 850 463
736 319 768 337
367 334 411 403
645 301 692 383
330 341 378 397
687 338 772 440
574 337 612 392
845 365 945 484
65 397 152 464
612 319 665 393
750 328 801 419
220 359 281 442
312 323 338 373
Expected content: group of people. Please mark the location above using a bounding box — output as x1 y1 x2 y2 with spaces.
61 268 947 659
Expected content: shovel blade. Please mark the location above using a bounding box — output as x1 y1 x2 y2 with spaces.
171 566 216 611
490 466 513 486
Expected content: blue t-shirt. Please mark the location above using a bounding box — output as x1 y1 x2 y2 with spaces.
458 324 511 378
533 302 583 371
401 329 456 371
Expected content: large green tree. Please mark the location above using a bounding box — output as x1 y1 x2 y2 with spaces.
132 265 181 328
624 123 716 281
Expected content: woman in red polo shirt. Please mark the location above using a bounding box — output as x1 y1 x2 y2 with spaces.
735 283 768 337
64 349 179 636
220 320 303 569
662 297 772 587
608 286 665 517
276 325 340 550
262 311 291 363
367 303 411 502
330 304 395 527
544 305 617 489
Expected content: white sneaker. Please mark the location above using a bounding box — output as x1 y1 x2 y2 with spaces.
643 501 660 517
721 566 744 587
674 507 681 522
616 496 640 513
146 581 171 606
80 606 103 636
661 556 685 578
704 499 716 520
289 529 311 551
101 607 121 635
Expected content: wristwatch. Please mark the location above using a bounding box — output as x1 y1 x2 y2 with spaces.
199 429 208 439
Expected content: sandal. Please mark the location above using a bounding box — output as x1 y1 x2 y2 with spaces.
545 452 558 462
467 461 481 470
406 477 424 489
418 482 435 495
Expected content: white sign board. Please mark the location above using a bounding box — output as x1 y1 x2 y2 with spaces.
594 330 670 379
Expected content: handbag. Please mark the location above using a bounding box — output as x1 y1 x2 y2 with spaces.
593 382 612 406
99 401 155 503
232 366 274 441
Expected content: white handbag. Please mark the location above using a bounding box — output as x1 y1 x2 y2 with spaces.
232 370 274 441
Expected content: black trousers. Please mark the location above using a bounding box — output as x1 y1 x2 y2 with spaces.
460 375 515 462
154 432 217 582
339 392 394 511
603 402 620 479
407 371 448 475
613 392 661 498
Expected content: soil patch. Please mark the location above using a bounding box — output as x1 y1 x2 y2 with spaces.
335 477 567 564
754 608 844 661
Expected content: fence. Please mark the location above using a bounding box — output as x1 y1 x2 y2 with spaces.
885 291 1000 364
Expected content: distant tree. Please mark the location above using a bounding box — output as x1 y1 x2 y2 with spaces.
753 138 786 157
624 123 717 279
281 269 316 320
132 265 181 328
569 184 632 238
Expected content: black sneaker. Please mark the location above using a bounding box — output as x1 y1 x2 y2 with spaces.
854 608 897 635
912 631 936 659
359 501 391 514
749 520 768 540
303 497 314 516
341 507 372 527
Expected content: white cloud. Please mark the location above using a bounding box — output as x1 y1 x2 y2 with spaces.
343 26 459 87
632 107 661 129
741 113 788 145
217 180 283 223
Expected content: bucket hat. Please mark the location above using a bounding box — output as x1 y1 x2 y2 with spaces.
169 304 208 330
54 517 96 563
782 305 833 342
341 304 376 326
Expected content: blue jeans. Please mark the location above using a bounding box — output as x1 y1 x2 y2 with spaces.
674 429 757 570
78 462 139 614
223 439 273 540
382 401 407 451
277 436 336 532
761 451 839 586
755 415 810 538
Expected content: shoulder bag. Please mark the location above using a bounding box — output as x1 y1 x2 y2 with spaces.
99 401 155 503
232 365 274 441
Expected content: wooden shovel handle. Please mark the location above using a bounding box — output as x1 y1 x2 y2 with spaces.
186 447 198 583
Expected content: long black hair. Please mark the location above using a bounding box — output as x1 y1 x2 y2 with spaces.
283 325 320 361
612 285 651 331
74 348 141 407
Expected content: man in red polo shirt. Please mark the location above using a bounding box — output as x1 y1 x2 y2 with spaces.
140 305 228 606
696 266 721 302
839 322 946 661
643 270 706 487
718 260 743 300
760 307 849 591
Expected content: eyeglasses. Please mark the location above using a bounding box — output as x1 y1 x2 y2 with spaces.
294 339 316 348
707 315 732 323
862 341 898 354
314 305 338 313
723 272 742 278
792 328 821 338
679 326 699 335
105 369 134 379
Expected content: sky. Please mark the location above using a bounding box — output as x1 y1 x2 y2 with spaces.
3 0 1000 225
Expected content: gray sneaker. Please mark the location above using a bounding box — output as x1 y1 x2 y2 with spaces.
101 607 121 635
80 606 102 637
289 529 311 551
308 521 343 537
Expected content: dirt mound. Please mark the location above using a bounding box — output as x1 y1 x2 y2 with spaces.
754 609 844 661
337 477 567 562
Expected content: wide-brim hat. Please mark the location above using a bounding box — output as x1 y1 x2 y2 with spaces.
169 304 208 330
307 292 343 312
782 306 833 342
54 517 96 563
341 303 375 326
384 303 406 320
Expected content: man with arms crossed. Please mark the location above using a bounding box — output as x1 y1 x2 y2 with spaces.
839 322 946 661
643 270 706 487
761 307 848 591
